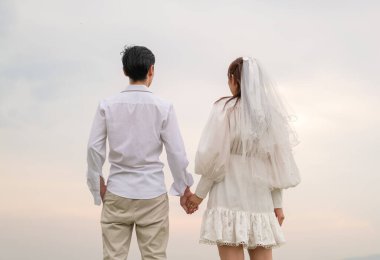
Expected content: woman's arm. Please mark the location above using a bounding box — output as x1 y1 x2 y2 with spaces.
188 102 231 209
271 188 285 226
271 188 283 208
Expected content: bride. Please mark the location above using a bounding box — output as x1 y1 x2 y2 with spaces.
187 57 301 260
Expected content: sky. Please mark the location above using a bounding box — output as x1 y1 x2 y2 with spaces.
0 0 379 259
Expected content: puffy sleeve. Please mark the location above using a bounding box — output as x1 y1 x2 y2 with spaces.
267 144 301 189
194 102 231 199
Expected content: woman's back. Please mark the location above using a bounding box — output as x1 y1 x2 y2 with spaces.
189 57 300 258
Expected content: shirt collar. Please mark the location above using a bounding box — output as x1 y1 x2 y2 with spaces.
122 84 152 93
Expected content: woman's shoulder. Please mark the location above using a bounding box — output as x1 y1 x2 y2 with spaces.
213 97 239 111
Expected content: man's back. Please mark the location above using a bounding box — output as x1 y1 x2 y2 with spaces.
86 45 194 260
87 83 193 205
100 85 172 199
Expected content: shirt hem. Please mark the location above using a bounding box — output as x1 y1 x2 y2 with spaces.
106 186 168 200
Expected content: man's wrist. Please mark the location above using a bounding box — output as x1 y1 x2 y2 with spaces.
183 186 192 196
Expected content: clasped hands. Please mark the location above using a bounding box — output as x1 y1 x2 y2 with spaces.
180 187 203 214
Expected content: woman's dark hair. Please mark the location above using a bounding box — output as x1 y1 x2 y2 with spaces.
121 45 155 81
216 57 243 108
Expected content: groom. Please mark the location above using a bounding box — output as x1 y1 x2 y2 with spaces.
86 45 195 260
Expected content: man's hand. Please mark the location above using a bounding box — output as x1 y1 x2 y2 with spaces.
186 194 203 213
180 187 197 214
100 176 107 202
274 208 285 226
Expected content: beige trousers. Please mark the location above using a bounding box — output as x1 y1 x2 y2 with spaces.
100 190 169 260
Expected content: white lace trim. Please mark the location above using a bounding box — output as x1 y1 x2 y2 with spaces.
199 239 285 250
199 207 286 249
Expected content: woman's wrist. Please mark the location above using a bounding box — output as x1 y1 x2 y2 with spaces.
195 175 214 199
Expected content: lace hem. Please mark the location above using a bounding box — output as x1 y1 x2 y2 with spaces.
199 239 285 249
199 207 286 249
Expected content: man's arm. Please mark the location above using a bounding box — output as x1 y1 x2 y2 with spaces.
161 104 194 197
86 101 107 206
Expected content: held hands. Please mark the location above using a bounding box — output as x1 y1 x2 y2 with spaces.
180 187 201 214
180 187 197 214
186 194 203 213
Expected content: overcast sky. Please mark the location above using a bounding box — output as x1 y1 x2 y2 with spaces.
1 0 379 259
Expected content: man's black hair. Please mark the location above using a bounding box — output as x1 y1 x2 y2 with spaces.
121 45 155 81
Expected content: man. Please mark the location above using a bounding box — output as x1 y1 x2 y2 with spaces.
86 45 195 260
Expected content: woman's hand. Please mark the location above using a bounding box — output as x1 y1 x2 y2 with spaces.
187 194 203 213
274 208 285 226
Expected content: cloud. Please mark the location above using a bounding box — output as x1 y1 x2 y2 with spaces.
1 1 380 259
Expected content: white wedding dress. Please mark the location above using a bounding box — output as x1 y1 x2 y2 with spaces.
194 99 301 249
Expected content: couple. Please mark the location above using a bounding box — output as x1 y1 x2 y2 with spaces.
86 45 301 260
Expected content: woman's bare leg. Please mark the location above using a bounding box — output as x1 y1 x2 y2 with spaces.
248 246 272 260
217 245 244 260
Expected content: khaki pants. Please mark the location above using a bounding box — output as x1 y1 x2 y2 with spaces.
100 190 169 260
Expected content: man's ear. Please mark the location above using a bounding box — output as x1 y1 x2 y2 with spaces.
149 65 154 76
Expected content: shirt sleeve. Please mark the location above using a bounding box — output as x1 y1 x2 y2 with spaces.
161 104 194 196
271 188 283 208
86 100 107 206
194 102 231 199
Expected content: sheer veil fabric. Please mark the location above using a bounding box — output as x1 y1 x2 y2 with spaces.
238 57 301 189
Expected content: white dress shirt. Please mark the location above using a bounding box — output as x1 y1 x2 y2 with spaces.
86 84 194 205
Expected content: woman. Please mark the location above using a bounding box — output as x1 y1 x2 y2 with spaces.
187 57 301 260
